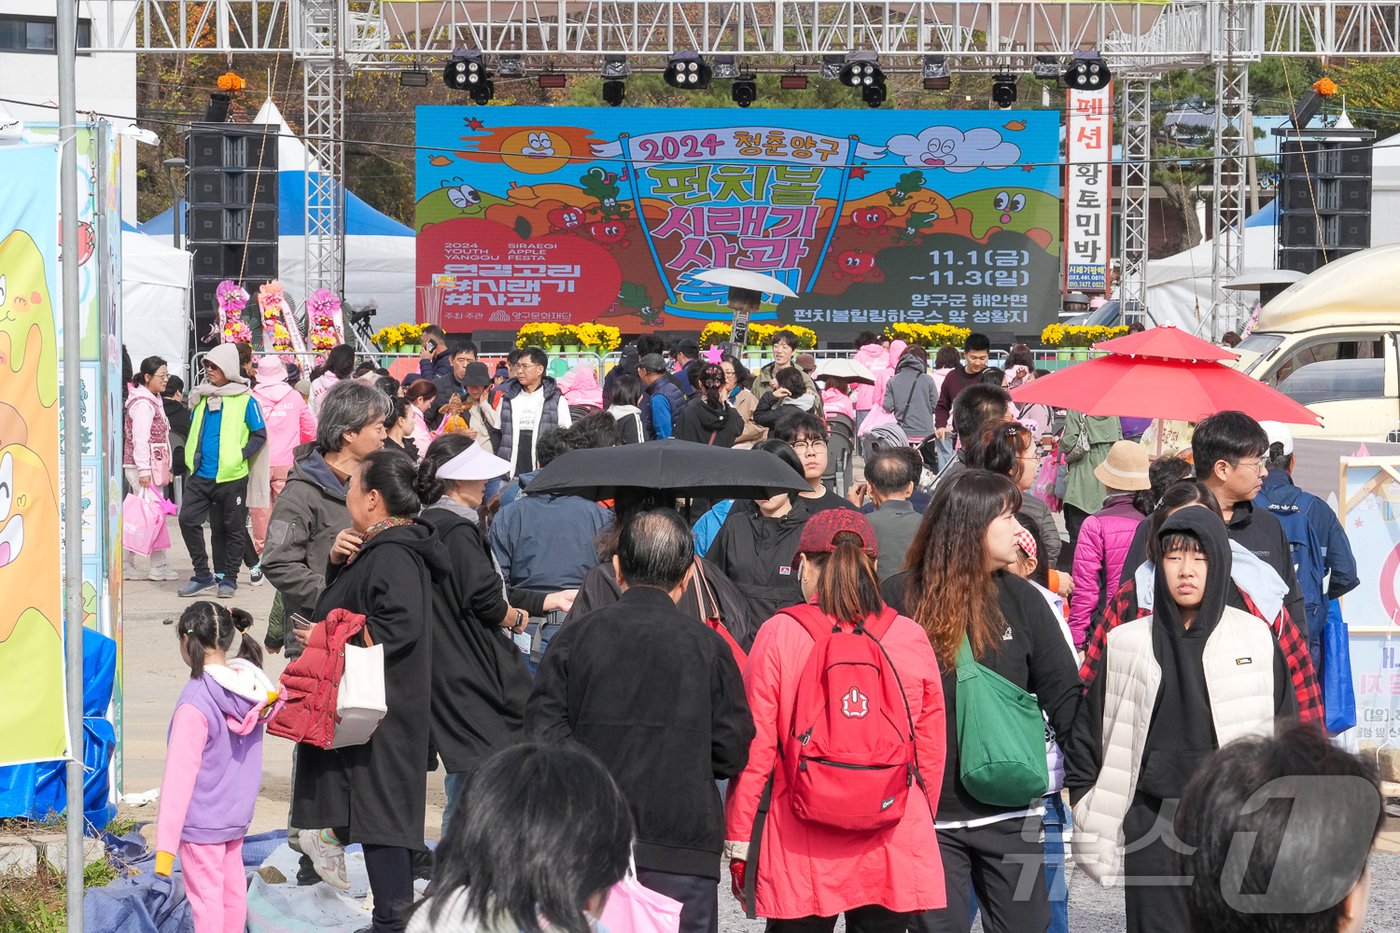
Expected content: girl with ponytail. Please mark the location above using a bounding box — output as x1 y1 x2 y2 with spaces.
723 509 947 928
154 600 281 933
290 448 451 930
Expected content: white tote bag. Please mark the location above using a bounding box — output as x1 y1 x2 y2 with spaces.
331 628 387 748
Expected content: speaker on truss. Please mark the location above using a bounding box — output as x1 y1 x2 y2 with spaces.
1272 128 1375 277
183 123 278 356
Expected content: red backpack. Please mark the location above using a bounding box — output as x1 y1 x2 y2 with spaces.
781 603 919 832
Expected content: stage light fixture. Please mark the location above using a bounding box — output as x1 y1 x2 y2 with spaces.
839 52 882 89
665 51 712 90
1064 51 1110 91
444 50 492 104
712 54 740 79
1032 56 1061 80
399 70 430 88
731 74 758 108
602 78 626 107
840 52 887 107
780 73 809 90
921 55 950 91
991 74 1018 108
601 55 632 79
538 73 567 89
204 93 231 122
497 55 525 78
819 55 845 81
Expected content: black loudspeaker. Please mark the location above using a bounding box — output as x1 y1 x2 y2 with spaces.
184 123 278 354
1274 131 1374 276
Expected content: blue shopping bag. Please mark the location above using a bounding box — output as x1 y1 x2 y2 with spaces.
1322 600 1357 735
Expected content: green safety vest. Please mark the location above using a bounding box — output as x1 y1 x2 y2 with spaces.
186 393 254 483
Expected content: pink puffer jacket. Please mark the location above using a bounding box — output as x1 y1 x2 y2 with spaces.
1068 494 1146 647
852 343 891 412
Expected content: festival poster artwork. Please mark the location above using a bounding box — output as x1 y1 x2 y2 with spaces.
1339 632 1400 753
415 107 1061 338
0 143 67 766
1337 457 1400 631
1063 86 1112 296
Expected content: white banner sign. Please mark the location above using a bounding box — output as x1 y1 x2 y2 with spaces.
1064 86 1112 293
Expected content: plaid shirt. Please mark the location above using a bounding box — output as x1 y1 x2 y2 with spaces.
1079 576 1323 724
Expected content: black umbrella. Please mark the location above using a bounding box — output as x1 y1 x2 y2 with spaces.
524 439 809 502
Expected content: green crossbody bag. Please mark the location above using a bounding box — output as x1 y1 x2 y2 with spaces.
954 635 1050 808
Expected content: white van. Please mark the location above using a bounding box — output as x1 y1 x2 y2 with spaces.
1233 243 1400 441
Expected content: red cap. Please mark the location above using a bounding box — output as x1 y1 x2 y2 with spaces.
797 508 878 557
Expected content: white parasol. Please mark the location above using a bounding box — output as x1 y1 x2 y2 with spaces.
692 267 798 298
814 358 877 384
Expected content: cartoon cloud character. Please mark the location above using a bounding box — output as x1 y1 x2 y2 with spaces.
886 126 1022 173
0 443 65 761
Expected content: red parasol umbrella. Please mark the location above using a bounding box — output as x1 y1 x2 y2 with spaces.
1092 324 1239 362
1010 353 1321 425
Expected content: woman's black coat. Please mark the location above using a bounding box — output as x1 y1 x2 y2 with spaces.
420 505 533 773
291 520 449 850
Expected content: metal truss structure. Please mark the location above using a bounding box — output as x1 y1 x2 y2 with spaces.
84 0 1400 331
1117 75 1153 321
298 0 347 297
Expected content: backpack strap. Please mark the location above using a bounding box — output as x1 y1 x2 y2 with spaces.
781 602 838 639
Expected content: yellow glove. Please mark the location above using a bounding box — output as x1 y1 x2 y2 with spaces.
155 850 175 877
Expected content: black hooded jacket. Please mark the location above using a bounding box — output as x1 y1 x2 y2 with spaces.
1068 508 1295 804
1120 499 1306 640
706 506 809 623
675 397 744 448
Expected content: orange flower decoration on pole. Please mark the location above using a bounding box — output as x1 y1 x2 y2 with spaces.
1312 77 1338 97
217 71 248 92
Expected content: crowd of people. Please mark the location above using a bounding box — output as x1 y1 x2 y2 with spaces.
135 326 1382 933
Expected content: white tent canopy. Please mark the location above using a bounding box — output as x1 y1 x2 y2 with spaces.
122 230 192 379
1145 128 1400 331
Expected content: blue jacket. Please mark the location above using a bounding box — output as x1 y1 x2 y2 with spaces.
643 375 687 440
1254 470 1358 647
487 483 613 591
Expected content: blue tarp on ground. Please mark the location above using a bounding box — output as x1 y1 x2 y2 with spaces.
86 828 420 933
0 627 117 829
84 829 288 933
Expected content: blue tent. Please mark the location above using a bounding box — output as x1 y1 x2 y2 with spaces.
138 175 411 239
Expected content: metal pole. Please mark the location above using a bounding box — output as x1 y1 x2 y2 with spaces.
57 2 86 930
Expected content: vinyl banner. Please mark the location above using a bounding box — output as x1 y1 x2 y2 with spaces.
1064 86 1112 293
0 143 66 764
416 107 1061 337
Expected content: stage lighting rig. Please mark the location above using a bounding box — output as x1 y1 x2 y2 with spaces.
731 74 758 107
665 52 712 90
1064 51 1110 91
991 75 1018 108
444 50 493 104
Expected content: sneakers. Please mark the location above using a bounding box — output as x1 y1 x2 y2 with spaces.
218 581 237 599
298 829 350 890
178 576 218 598
148 566 181 582
249 564 265 586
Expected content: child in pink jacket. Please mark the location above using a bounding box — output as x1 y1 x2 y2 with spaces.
155 602 281 932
